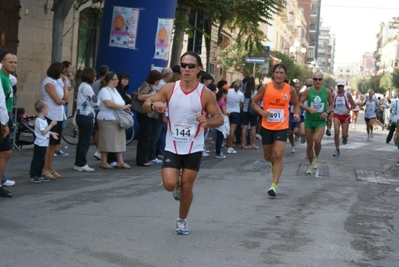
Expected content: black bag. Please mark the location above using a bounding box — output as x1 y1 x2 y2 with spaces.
131 92 146 114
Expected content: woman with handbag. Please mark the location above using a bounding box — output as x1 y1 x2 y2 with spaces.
73 68 99 172
134 70 162 167
97 72 131 169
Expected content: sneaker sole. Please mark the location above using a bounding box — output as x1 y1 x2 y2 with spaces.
175 230 189 235
268 189 276 197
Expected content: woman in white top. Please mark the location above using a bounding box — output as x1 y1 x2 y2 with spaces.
41 62 69 180
74 68 100 172
97 72 131 169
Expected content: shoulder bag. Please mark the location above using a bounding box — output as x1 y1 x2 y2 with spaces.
131 91 146 114
108 88 134 129
114 109 134 129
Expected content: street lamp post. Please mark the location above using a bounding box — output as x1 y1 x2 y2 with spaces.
308 60 319 73
289 40 307 64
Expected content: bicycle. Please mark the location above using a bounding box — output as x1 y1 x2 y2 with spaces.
61 115 135 145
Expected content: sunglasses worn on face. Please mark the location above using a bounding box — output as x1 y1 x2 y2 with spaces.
313 78 323 81
180 63 197 69
306 84 312 87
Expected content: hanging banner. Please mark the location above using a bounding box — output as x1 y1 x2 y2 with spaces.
109 6 139 49
153 18 174 60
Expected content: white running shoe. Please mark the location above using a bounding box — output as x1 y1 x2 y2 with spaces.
226 147 237 154
306 164 313 174
93 152 102 160
2 180 15 187
74 165 95 172
202 151 209 157
370 132 374 138
313 157 320 168
256 133 262 140
291 146 296 153
175 219 189 235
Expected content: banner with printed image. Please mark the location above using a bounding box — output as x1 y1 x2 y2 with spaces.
109 6 139 49
153 18 174 60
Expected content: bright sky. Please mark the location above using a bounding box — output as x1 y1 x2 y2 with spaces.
319 0 399 67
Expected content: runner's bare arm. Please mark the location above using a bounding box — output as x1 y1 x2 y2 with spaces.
290 86 300 121
327 89 334 112
251 84 266 116
143 83 172 113
347 93 356 111
299 88 312 112
198 89 223 128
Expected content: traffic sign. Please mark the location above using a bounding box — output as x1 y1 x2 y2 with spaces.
244 57 266 64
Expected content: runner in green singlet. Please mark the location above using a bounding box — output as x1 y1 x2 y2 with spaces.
299 72 333 175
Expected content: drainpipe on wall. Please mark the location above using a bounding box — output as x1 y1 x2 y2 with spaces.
314 0 321 65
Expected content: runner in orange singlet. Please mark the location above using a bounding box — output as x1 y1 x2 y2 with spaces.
252 64 300 197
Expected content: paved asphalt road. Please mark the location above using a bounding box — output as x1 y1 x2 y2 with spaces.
1 111 399 267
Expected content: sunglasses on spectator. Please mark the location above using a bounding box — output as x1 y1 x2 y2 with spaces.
180 63 197 69
313 78 323 81
305 84 312 87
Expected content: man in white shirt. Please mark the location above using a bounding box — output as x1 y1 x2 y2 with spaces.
225 80 244 154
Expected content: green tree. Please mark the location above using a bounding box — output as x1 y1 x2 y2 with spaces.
392 68 399 89
379 72 392 95
369 75 382 93
172 0 286 69
323 73 336 88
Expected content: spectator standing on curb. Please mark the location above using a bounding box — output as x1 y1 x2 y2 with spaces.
0 51 16 197
29 100 58 183
225 80 244 154
386 90 399 144
92 65 109 161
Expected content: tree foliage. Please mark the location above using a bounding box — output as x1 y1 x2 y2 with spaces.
323 73 336 88
392 69 399 89
172 0 286 68
379 72 392 93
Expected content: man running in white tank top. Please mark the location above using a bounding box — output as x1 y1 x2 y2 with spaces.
143 51 223 235
332 80 356 157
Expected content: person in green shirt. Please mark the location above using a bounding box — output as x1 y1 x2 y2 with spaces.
0 52 17 198
299 72 333 175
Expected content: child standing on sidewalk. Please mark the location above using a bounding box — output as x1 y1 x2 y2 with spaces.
29 100 58 183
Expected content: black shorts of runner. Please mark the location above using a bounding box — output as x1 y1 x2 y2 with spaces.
162 151 202 172
0 118 13 152
289 121 300 131
45 117 63 145
261 127 288 145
